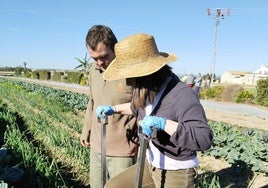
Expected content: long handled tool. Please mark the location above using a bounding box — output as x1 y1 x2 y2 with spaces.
135 126 157 188
98 116 108 188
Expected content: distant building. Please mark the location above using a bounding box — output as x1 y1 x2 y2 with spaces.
254 65 268 75
221 65 268 85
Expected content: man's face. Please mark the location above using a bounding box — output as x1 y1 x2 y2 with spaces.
88 42 115 71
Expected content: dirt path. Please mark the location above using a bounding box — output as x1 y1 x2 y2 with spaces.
204 107 268 131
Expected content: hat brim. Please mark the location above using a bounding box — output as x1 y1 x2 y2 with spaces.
103 52 178 81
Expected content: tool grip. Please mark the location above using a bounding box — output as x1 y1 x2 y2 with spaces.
98 116 108 124
138 120 157 139
151 126 157 139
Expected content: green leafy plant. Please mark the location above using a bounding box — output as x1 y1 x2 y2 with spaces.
235 90 254 103
74 53 92 85
204 121 268 174
201 86 223 99
256 78 268 106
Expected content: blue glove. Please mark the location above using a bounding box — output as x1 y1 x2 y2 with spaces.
96 105 115 119
141 116 166 136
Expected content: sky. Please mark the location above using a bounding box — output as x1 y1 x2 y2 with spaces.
1 0 268 76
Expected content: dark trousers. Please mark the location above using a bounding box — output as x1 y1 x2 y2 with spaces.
195 86 201 96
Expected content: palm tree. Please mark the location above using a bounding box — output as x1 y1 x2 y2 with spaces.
74 53 93 85
74 53 92 75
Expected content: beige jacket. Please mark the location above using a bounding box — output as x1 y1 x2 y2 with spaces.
81 63 138 156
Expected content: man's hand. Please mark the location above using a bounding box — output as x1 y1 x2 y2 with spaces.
96 105 115 118
80 132 90 147
81 139 90 147
141 116 166 136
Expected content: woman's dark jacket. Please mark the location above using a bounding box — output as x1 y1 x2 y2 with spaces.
134 74 213 161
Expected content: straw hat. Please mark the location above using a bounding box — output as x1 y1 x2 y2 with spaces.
103 33 178 81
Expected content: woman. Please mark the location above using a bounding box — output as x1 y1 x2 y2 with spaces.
96 33 213 188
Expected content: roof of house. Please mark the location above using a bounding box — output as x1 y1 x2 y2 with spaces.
225 70 251 75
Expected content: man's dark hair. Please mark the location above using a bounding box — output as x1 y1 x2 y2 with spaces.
86 25 118 52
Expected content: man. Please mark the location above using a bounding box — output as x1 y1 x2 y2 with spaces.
80 25 138 188
194 73 202 96
185 73 195 88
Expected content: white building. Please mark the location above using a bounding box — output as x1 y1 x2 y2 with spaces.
254 65 268 75
221 65 268 85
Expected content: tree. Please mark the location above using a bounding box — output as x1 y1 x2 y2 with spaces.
74 53 93 85
74 53 92 75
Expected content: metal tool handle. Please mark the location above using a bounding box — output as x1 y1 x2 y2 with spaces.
98 116 108 188
135 126 157 188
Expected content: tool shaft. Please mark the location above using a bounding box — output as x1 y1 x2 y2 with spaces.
98 116 108 188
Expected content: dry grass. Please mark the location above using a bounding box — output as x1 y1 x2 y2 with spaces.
220 84 244 102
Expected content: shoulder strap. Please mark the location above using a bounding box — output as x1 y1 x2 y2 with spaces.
151 74 179 115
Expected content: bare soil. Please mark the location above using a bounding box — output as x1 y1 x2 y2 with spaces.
204 105 268 131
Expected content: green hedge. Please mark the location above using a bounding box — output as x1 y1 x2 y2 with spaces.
66 71 83 84
256 78 268 106
51 71 64 82
31 71 40 79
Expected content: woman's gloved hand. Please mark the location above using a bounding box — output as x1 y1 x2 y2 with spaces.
96 105 115 118
141 115 166 136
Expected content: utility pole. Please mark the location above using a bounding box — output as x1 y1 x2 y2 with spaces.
207 8 230 82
